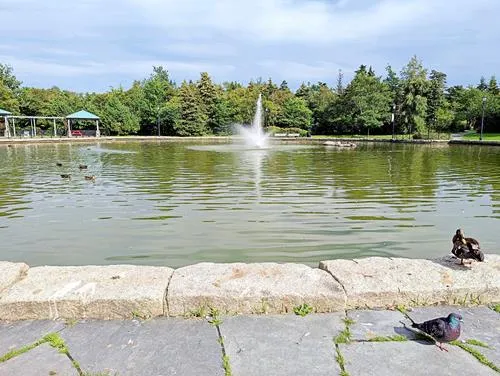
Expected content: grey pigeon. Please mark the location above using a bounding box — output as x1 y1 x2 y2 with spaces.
410 313 463 351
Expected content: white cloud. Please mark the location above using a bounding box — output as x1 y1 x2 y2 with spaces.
258 60 350 80
0 56 235 77
0 0 499 91
126 0 495 44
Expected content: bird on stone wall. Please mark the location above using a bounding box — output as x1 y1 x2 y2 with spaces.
451 229 484 264
408 313 463 351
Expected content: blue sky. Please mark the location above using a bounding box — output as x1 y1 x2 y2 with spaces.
1 0 499 93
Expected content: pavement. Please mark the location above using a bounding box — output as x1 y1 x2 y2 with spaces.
0 305 498 376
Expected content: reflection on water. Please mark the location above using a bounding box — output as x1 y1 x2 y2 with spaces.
0 141 499 267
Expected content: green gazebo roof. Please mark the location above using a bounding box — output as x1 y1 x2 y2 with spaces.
66 110 100 120
0 108 12 116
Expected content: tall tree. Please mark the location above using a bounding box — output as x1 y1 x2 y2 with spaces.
399 55 429 135
175 81 208 136
197 72 218 134
340 65 392 135
426 70 447 137
477 76 488 91
488 76 499 95
336 69 344 95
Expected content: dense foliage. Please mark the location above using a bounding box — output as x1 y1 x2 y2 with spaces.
1 56 499 136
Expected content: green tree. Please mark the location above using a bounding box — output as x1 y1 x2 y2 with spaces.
197 72 219 134
426 70 447 137
488 76 499 95
399 55 429 136
175 81 208 136
141 66 176 134
279 96 312 130
340 65 392 135
0 64 21 113
477 76 488 91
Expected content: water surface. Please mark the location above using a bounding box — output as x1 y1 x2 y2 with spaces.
0 141 498 267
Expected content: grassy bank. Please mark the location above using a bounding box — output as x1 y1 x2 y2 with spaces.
462 132 500 140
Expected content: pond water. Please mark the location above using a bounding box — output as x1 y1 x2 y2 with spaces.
0 141 499 267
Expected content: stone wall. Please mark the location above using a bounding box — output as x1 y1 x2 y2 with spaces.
0 255 498 320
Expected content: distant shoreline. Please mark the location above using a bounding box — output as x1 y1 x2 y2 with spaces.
1 136 499 146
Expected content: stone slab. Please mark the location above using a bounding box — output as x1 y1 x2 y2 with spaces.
0 343 78 376
406 306 500 365
220 313 343 376
167 262 345 316
60 318 223 376
0 261 28 293
0 265 173 320
0 320 65 356
348 309 416 341
340 341 498 376
319 254 500 310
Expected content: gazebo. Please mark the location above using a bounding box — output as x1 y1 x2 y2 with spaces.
0 108 12 138
66 110 100 137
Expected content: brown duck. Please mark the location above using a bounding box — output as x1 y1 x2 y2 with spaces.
451 229 484 264
84 175 96 182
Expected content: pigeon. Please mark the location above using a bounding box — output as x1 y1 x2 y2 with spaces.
409 313 463 351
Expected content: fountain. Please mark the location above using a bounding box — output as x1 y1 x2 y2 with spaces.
238 93 269 149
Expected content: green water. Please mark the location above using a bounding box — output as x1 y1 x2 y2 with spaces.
0 141 498 267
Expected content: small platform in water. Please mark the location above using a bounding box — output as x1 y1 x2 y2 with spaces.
323 140 357 148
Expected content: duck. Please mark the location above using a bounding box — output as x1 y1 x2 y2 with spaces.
451 241 484 264
60 174 71 179
56 162 63 167
79 164 88 170
84 175 96 182
452 229 481 253
451 229 484 264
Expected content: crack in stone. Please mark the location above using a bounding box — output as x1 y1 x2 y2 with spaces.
318 267 348 313
164 269 176 317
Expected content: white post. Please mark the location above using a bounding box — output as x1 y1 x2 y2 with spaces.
96 119 100 137
33 118 36 137
12 118 16 137
67 119 72 138
53 119 57 137
4 116 9 138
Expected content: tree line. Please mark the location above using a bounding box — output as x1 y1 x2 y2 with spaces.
1 56 499 137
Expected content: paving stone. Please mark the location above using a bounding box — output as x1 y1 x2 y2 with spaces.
0 320 65 356
60 318 223 376
0 261 28 293
0 343 78 376
340 341 498 376
168 262 346 316
407 306 500 365
220 313 343 376
347 309 416 341
319 255 500 310
0 265 173 320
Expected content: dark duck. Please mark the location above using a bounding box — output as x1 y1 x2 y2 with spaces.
409 313 463 352
451 229 484 264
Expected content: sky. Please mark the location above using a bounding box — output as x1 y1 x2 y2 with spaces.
1 0 499 93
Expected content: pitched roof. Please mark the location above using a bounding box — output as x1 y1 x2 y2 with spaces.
66 110 100 120
0 108 12 116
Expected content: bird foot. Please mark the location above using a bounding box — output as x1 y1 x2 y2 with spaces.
437 343 449 352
